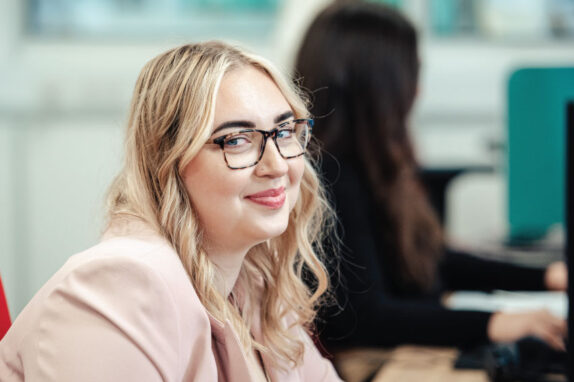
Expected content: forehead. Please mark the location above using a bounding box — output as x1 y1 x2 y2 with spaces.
213 66 291 124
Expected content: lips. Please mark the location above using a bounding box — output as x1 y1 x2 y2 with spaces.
245 187 286 209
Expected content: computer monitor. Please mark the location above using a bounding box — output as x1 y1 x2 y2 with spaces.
566 100 573 380
507 67 574 241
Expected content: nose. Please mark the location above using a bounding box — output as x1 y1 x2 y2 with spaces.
254 139 289 177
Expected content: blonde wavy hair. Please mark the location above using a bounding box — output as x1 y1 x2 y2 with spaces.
106 41 333 368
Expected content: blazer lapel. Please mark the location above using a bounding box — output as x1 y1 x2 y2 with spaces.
249 301 301 382
209 314 254 382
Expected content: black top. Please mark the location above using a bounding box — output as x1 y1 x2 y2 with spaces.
318 156 547 349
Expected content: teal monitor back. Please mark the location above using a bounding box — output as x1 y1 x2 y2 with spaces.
507 67 574 241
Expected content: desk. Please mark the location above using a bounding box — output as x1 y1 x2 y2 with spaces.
333 346 488 382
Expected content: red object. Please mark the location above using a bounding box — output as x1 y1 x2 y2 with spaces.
0 274 11 340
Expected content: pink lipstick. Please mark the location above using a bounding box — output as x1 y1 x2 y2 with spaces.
246 187 286 209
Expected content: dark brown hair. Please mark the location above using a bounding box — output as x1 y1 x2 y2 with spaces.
295 0 443 291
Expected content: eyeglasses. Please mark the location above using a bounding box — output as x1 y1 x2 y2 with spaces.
209 118 314 170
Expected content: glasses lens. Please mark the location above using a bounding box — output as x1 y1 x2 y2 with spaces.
276 120 310 158
222 130 263 169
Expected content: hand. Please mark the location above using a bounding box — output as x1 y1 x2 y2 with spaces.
544 261 567 291
487 309 567 351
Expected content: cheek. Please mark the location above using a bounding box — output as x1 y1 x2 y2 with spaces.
183 154 241 219
288 158 305 207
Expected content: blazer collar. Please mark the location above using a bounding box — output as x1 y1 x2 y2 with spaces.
208 313 258 381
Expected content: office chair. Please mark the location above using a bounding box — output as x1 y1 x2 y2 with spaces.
0 274 11 340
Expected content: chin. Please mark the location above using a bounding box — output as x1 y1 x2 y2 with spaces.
264 224 289 241
247 204 291 239
250 219 289 243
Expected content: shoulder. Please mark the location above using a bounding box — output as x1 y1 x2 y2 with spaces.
70 235 192 291
46 232 210 334
5 234 210 375
56 234 209 331
1 223 217 380
49 235 195 311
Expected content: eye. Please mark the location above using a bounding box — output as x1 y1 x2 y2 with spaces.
220 131 256 154
276 128 294 140
224 135 249 147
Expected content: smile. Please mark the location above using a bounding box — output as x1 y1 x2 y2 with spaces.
245 187 286 209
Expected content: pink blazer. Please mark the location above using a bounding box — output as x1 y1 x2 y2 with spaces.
0 225 341 381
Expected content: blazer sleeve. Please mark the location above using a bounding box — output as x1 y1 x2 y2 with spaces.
21 256 187 382
440 248 547 291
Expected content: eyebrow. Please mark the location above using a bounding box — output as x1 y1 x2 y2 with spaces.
211 110 294 135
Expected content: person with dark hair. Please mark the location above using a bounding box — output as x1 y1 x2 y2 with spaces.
295 0 567 351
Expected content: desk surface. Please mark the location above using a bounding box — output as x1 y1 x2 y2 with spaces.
334 346 488 382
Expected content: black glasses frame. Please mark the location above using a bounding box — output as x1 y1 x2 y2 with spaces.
211 118 314 170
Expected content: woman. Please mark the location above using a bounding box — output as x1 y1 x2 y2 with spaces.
295 1 567 351
0 41 342 381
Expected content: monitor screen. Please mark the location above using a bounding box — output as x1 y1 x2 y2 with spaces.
507 68 574 241
566 100 573 379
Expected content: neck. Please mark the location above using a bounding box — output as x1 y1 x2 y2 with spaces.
205 242 251 297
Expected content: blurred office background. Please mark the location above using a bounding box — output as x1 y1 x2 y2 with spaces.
1 0 573 317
